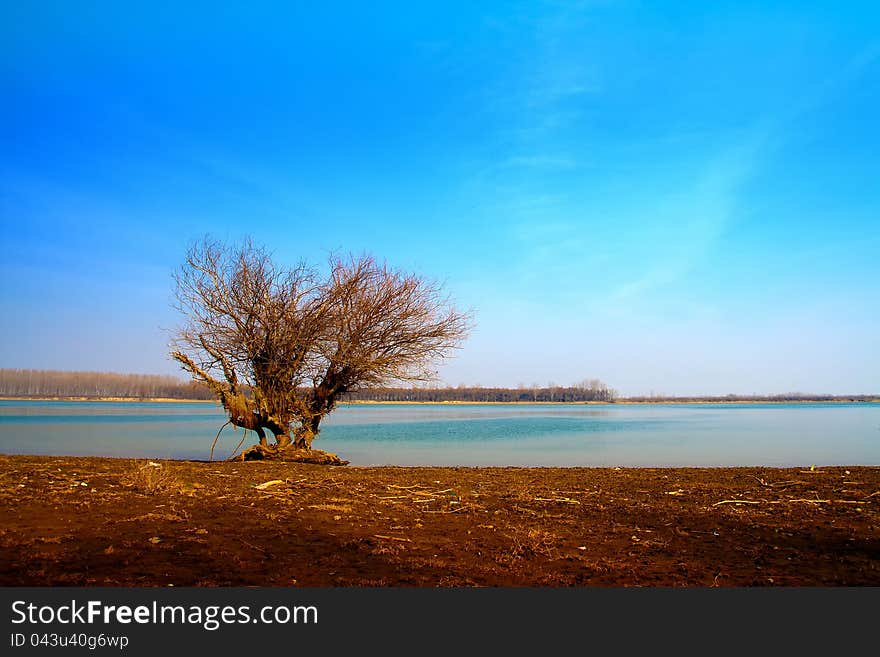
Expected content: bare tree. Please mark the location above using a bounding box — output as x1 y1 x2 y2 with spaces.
170 237 471 456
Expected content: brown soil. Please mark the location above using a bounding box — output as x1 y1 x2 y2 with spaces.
0 454 877 586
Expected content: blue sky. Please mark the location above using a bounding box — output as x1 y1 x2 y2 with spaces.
1 1 878 396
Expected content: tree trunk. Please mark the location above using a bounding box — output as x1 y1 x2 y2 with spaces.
293 415 322 449
255 426 268 447
261 416 292 448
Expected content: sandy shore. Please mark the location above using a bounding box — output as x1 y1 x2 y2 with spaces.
1 454 877 586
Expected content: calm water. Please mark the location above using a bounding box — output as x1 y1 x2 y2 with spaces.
0 400 878 467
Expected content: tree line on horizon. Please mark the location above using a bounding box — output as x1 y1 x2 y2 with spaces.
0 369 615 402
0 369 215 400
347 380 618 402
622 393 877 402
0 369 874 403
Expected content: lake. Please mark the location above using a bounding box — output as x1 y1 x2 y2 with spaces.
1 400 878 467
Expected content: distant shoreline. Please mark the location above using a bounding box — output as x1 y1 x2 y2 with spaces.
1 396 877 405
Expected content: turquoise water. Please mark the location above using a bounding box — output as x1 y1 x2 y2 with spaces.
0 400 878 466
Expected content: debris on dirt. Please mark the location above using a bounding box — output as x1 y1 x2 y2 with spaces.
254 480 285 490
1 455 877 586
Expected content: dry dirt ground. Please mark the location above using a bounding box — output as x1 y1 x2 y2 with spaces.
0 455 878 586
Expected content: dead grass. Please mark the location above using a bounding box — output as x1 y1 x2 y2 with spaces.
121 460 183 495
500 527 559 563
308 503 353 512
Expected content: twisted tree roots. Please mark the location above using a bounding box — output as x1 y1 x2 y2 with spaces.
237 444 349 465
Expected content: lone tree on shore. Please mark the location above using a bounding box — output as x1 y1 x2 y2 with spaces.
171 237 470 458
